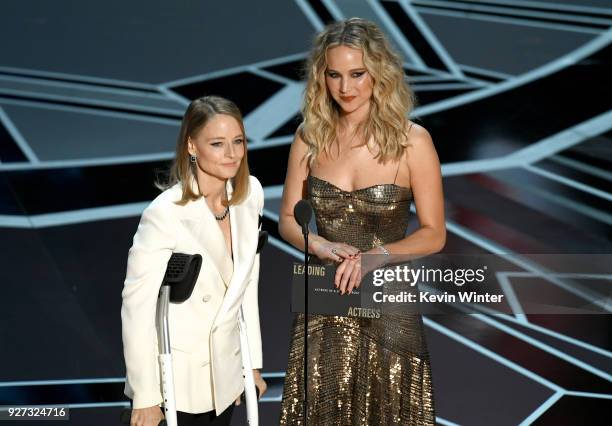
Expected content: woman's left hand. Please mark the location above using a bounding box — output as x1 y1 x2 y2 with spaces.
253 369 267 399
234 370 267 406
335 255 362 295
335 248 391 295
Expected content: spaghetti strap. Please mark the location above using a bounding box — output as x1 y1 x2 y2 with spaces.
393 160 401 185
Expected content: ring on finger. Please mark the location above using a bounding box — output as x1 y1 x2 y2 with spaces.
331 248 338 254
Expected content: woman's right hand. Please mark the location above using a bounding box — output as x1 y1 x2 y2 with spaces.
311 238 360 263
130 406 164 426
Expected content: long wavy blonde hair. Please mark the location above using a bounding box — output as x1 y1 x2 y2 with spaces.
301 18 415 165
158 96 250 206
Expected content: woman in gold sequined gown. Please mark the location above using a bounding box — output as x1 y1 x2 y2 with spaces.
278 18 446 425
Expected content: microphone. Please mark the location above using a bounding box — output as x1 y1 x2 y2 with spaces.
294 200 312 236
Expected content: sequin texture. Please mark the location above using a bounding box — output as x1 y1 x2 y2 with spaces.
279 176 436 425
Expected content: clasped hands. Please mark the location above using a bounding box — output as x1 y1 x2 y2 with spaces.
311 239 375 295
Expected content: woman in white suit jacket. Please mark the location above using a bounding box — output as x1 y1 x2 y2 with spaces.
121 96 267 426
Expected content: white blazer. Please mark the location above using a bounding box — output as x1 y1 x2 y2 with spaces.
121 175 263 415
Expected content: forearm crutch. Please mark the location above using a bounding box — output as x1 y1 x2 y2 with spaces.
238 225 269 425
121 253 202 426
239 308 258 426
158 253 202 426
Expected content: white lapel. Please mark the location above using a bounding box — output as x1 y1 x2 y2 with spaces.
214 179 258 320
179 178 233 286
226 178 242 287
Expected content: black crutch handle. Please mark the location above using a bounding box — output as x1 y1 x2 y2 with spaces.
163 253 202 303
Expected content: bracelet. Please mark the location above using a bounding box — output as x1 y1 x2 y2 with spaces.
377 244 390 257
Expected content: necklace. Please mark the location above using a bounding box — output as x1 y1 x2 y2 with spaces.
214 205 229 221
207 185 230 220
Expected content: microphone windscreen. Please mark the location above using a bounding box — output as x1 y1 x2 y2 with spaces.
294 199 313 226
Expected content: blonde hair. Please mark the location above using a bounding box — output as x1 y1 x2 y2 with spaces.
301 18 415 165
158 96 250 206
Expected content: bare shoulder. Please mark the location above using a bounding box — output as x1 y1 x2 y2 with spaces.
404 121 440 170
406 121 434 150
288 126 311 171
292 125 310 151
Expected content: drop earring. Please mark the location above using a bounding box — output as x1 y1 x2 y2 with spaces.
190 154 197 163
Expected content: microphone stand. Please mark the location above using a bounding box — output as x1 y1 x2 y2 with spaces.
301 223 309 426
294 199 312 425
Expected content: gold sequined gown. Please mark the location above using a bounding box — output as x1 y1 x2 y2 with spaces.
279 175 435 426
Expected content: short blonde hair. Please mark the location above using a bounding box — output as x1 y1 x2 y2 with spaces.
159 96 250 205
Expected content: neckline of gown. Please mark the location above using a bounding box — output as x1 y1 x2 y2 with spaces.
308 174 412 196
